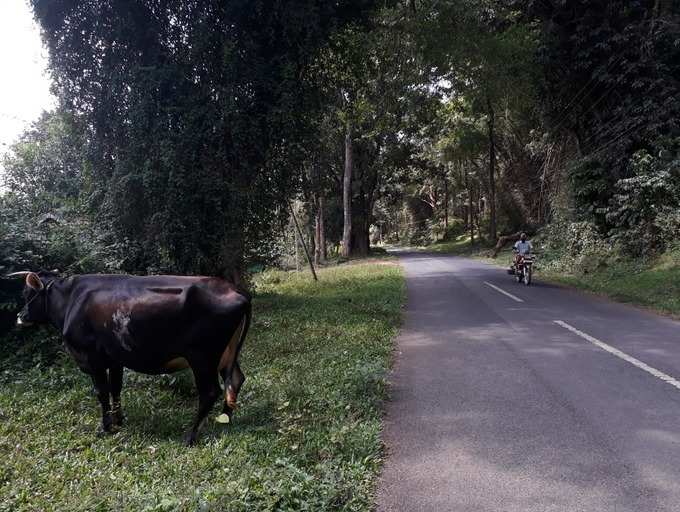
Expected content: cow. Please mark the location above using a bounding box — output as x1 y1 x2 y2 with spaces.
9 270 251 446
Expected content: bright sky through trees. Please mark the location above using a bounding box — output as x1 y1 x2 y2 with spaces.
0 0 54 159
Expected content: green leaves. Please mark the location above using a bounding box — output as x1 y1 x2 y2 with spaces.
30 0 380 275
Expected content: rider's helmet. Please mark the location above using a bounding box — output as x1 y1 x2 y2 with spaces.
520 232 527 242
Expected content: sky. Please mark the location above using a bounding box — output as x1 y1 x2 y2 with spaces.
0 0 55 159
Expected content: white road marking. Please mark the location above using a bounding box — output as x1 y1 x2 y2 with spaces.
483 281 524 303
554 320 680 391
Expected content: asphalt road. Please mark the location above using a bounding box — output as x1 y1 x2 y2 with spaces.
376 252 680 512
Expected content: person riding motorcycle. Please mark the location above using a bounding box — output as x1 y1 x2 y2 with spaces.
512 232 533 270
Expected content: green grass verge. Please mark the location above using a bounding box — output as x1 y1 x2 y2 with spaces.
540 255 680 316
0 261 405 511
418 235 494 258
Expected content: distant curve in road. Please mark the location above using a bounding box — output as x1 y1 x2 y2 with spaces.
376 252 680 512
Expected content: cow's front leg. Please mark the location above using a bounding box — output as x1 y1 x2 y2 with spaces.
91 368 113 434
109 365 125 428
185 362 221 446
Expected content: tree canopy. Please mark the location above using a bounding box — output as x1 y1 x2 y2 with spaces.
2 0 679 276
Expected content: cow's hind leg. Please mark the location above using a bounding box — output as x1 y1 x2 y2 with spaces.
220 361 245 419
109 365 125 428
91 368 113 434
185 362 221 446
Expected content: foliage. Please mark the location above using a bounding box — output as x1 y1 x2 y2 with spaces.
540 248 680 317
536 218 614 275
0 260 405 511
0 111 127 275
31 0 379 274
523 0 680 238
606 147 680 255
440 218 466 241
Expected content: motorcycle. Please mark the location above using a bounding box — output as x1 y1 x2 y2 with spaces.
507 254 534 286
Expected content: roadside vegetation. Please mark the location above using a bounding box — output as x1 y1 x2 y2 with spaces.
538 248 680 317
0 261 404 511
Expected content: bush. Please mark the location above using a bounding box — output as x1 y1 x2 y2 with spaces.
441 218 465 241
605 148 680 256
538 217 614 274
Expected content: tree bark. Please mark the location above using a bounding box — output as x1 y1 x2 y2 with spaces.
294 225 300 271
315 195 326 264
289 201 318 281
487 97 497 243
314 205 321 267
465 166 474 244
491 231 522 258
443 176 449 229
341 126 353 258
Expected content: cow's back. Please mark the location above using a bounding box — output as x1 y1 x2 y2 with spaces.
64 274 249 373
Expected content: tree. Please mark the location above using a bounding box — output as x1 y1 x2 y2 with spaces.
32 0 379 274
521 0 680 239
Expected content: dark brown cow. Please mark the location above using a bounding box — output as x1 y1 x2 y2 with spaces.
10 271 251 445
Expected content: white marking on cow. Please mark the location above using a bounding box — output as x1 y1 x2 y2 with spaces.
112 308 133 351
554 320 680 391
483 281 524 303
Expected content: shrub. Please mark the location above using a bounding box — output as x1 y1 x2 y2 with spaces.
441 218 465 241
605 148 680 256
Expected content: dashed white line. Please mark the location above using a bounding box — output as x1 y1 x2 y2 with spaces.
554 320 680 391
483 281 524 303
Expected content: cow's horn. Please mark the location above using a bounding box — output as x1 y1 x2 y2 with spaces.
6 271 31 278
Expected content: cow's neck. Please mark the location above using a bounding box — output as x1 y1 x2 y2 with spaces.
45 279 70 332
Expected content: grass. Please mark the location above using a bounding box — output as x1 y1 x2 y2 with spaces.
413 234 494 259
0 260 405 512
540 252 680 316
420 235 485 256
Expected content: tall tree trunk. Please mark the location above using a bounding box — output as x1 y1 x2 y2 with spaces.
443 176 449 229
318 195 326 262
314 194 327 265
465 166 474 244
289 201 318 281
314 203 321 267
487 97 497 243
294 225 300 271
341 126 353 258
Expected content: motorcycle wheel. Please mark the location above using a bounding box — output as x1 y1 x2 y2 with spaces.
516 269 522 283
524 266 532 286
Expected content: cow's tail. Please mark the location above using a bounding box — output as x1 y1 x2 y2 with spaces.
237 299 252 354
224 299 252 411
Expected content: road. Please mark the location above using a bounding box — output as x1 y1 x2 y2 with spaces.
376 252 680 512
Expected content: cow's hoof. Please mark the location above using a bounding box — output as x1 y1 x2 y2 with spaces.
112 409 125 427
96 423 115 437
95 412 117 437
183 432 198 447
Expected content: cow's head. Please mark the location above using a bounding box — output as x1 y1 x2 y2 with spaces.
8 271 54 327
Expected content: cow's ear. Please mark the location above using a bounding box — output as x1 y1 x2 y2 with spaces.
26 272 44 291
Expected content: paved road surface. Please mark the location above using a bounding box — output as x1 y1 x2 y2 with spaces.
376 252 680 512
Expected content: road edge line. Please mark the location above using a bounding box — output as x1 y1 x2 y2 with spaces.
483 281 524 303
554 320 680 391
